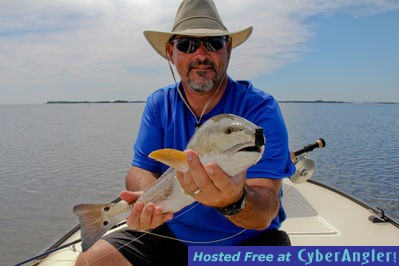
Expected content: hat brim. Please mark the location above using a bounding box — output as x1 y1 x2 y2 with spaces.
143 26 253 59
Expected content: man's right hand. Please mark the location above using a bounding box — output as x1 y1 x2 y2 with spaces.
120 190 173 231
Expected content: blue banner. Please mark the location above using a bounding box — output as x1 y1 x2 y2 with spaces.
188 246 398 266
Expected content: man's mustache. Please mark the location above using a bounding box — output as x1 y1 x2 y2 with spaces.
189 59 215 70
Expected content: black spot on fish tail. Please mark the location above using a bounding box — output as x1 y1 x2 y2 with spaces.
73 203 117 251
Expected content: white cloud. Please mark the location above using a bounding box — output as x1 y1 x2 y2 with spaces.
0 0 398 103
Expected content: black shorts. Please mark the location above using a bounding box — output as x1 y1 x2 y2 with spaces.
103 224 188 266
104 224 291 266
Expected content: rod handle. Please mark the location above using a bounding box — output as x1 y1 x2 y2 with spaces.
293 138 326 157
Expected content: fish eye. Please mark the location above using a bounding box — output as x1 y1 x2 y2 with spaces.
225 127 233 134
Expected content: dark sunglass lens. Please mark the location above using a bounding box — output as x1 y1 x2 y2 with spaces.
205 37 226 52
175 38 199 53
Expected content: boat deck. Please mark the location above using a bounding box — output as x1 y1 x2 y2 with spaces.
281 179 399 245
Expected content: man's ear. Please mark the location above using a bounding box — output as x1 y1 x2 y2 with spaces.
227 38 233 53
166 43 175 64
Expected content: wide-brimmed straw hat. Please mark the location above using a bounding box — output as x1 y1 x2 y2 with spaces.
143 0 253 59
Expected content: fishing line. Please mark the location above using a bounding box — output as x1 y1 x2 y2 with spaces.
166 43 228 130
17 200 244 265
20 190 246 264
21 139 325 265
87 227 247 265
89 201 247 265
141 227 248 245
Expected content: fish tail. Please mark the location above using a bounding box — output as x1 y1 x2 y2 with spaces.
73 203 124 251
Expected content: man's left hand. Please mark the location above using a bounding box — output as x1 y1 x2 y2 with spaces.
175 149 246 208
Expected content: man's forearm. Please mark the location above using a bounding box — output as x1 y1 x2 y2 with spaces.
227 180 281 230
125 166 159 191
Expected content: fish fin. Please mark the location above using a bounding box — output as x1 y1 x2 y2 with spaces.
73 203 117 251
149 149 189 172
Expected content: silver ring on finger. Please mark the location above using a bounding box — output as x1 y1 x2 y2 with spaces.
192 188 201 195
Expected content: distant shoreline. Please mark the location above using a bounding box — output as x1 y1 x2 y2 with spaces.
278 100 399 104
279 100 398 104
46 100 398 104
46 100 146 104
280 100 348 104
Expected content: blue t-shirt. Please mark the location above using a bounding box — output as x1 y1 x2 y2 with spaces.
132 77 295 245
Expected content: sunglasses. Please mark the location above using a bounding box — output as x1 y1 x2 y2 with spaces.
170 36 229 54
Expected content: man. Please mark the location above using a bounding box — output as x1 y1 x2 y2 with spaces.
76 0 295 265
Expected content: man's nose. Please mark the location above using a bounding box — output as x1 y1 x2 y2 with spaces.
195 41 210 56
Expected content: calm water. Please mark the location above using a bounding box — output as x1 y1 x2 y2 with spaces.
1 103 398 265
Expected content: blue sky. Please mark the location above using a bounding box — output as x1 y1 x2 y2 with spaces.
1 0 398 104
261 8 399 102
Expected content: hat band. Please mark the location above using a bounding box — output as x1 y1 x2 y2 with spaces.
172 16 228 33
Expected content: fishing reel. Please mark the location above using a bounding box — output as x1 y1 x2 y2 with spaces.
289 138 325 184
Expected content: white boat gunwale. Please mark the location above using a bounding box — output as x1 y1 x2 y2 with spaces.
305 179 399 228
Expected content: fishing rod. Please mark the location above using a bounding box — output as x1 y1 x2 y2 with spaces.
290 138 326 184
293 138 326 157
14 239 81 266
16 139 326 265
14 220 129 266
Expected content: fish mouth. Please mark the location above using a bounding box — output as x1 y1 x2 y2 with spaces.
240 128 264 152
225 142 264 156
225 127 265 155
239 145 263 153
